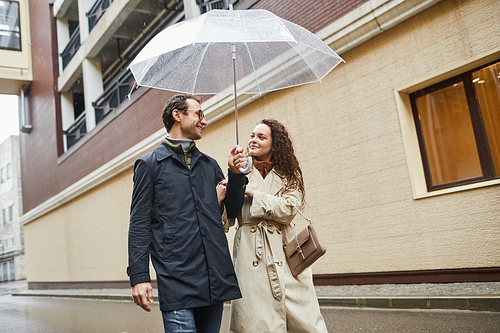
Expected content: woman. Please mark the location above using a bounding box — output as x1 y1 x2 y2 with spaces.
223 119 328 333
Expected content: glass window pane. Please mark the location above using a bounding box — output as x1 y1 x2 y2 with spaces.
415 82 482 186
0 0 21 51
473 62 500 177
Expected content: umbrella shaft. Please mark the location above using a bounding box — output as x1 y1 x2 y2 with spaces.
232 43 239 146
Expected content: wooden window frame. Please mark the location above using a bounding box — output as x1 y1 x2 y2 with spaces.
409 60 499 192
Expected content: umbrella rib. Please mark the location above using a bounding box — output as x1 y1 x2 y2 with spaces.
243 42 262 95
287 41 322 82
192 43 210 94
274 17 323 82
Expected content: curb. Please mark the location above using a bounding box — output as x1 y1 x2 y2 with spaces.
318 296 500 312
11 292 500 312
11 292 160 303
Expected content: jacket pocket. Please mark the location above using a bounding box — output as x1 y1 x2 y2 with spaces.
162 218 175 262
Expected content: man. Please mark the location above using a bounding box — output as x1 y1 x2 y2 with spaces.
127 94 247 332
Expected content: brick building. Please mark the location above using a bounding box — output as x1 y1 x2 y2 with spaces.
0 0 498 289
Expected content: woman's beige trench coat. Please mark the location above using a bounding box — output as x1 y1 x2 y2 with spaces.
224 168 327 333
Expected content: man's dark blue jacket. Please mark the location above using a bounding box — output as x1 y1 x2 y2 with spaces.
127 142 245 311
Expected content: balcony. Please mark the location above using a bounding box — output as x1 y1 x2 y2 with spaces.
86 0 115 32
93 69 135 124
60 25 80 69
65 110 87 149
199 0 229 13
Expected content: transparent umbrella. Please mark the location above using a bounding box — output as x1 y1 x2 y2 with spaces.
128 7 344 171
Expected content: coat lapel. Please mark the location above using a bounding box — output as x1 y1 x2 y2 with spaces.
267 170 284 196
248 168 284 196
190 149 202 169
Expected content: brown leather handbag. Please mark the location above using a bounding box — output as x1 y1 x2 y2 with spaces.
283 205 326 277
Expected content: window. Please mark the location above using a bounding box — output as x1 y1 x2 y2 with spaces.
0 167 4 183
410 60 500 191
5 163 10 180
9 260 14 280
0 0 21 51
1 208 5 223
8 205 13 221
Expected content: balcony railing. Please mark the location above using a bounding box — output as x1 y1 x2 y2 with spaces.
199 0 229 13
65 111 87 149
93 69 136 125
61 25 81 69
86 0 115 32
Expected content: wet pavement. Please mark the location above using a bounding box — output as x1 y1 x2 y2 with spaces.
0 294 165 332
1 280 500 332
1 294 499 332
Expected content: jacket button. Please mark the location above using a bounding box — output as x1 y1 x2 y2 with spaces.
253 261 259 267
250 227 256 233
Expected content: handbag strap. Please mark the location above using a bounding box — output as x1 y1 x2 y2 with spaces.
292 205 312 224
282 201 313 248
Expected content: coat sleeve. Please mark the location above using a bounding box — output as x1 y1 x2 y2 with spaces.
224 169 247 219
249 187 302 225
127 158 153 286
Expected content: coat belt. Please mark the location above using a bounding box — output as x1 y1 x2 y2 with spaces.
246 221 283 302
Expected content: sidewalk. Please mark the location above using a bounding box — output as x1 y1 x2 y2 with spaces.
315 282 500 312
5 280 500 312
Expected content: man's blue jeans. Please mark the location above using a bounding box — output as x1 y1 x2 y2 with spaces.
162 302 224 333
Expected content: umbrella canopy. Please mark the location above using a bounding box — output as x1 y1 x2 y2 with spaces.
128 9 344 96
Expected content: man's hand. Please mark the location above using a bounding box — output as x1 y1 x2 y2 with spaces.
228 146 248 174
132 282 154 312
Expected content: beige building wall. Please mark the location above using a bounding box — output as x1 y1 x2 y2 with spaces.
23 0 499 283
197 0 500 275
25 169 134 282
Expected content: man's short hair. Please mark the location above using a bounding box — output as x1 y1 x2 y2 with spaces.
162 94 201 132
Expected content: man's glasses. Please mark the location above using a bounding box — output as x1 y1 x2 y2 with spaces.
182 109 205 120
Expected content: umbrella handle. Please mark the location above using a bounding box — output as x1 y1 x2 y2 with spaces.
235 145 253 174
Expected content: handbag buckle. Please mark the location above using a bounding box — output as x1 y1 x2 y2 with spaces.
296 245 306 260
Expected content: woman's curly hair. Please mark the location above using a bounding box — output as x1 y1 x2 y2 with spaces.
258 119 305 200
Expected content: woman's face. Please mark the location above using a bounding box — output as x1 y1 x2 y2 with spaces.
248 123 273 161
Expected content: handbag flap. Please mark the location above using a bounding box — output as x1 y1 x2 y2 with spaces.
284 225 311 257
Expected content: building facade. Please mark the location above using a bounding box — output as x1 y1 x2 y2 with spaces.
3 0 499 289
0 136 25 282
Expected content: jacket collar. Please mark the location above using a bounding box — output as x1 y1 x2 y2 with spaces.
154 142 204 169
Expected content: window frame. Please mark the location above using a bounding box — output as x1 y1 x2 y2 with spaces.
395 49 500 199
409 61 498 191
0 0 22 51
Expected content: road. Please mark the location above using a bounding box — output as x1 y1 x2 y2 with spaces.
0 295 498 332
